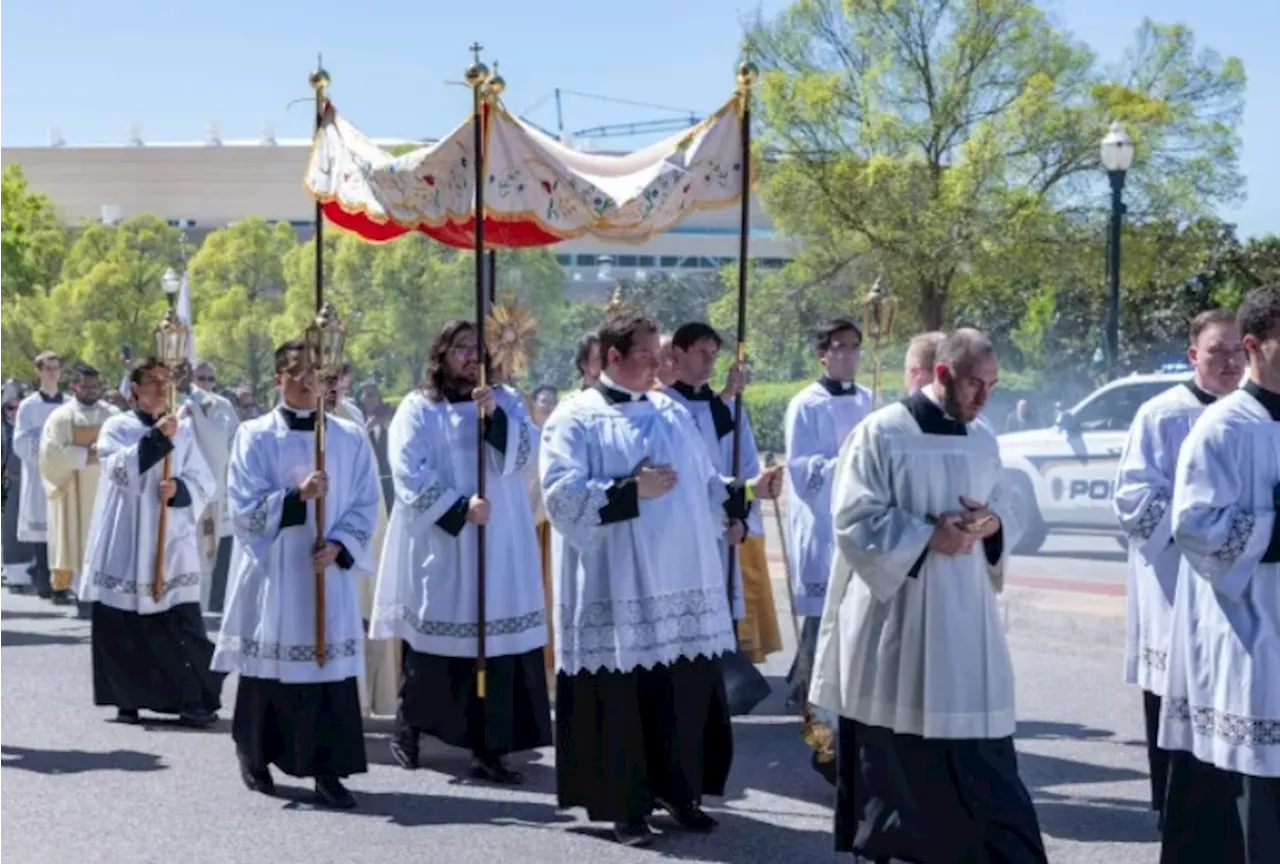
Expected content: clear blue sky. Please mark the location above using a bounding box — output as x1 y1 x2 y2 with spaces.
2 0 1275 237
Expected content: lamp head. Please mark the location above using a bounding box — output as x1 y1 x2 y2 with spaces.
1100 120 1134 173
162 267 181 295
305 301 347 378
153 309 190 366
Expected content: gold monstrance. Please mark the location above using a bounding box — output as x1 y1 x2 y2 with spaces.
486 293 540 380
860 277 899 407
304 301 347 667
151 308 190 602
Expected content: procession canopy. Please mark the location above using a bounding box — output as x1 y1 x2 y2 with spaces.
304 96 751 249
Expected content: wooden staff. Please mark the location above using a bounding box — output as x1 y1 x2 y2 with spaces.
464 45 491 705
152 327 181 602
726 61 758 619
310 59 331 668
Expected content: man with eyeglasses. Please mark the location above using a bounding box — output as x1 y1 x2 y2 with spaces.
372 319 551 786
177 361 239 612
782 318 874 781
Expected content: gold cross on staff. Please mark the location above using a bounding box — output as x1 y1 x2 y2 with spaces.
469 42 484 64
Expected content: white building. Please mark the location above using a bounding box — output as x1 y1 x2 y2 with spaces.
2 135 797 301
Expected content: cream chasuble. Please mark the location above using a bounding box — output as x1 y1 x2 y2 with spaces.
810 391 1024 739
39 398 118 590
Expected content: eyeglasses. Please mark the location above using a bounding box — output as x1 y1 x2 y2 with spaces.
195 375 215 383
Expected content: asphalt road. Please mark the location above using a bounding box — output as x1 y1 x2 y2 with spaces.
1 529 1153 864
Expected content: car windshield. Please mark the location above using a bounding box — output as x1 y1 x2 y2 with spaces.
1069 380 1182 433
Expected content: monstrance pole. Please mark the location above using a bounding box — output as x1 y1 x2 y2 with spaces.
310 57 331 668
465 44 491 707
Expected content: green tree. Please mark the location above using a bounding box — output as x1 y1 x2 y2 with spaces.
37 216 186 384
613 271 728 333
1 164 68 300
528 300 609 390
747 1 1246 329
188 218 298 399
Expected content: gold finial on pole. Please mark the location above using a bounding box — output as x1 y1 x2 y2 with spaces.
309 53 330 94
737 59 760 92
464 42 489 88
484 60 506 101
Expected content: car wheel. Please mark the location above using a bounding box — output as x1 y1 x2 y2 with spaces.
1007 470 1048 554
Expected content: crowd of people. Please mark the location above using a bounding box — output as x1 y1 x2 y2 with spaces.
3 285 1278 862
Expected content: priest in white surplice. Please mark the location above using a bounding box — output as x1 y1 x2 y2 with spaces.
812 329 1047 863
12 350 66 599
542 311 739 848
1160 285 1280 864
214 341 379 810
79 358 224 727
783 318 873 778
39 363 118 610
661 321 783 665
326 377 396 719
373 320 551 785
1113 308 1243 828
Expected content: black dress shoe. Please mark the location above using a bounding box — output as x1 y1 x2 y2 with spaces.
178 710 218 728
389 737 418 770
469 754 524 785
613 818 656 847
238 756 275 796
314 774 356 809
655 797 718 832
114 709 140 724
51 590 74 605
812 750 838 786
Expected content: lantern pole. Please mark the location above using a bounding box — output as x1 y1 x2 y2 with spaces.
150 308 187 602
727 59 757 619
464 45 492 708
309 58 331 668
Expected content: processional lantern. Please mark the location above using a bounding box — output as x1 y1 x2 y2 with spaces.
304 300 348 381
860 276 899 405
149 304 189 603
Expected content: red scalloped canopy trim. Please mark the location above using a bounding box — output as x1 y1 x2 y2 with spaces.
321 202 566 249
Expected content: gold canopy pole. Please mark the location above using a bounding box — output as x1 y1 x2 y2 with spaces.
150 308 190 602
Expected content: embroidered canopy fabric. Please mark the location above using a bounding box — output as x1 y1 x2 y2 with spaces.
304 98 748 249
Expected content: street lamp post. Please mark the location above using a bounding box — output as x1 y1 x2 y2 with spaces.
1099 121 1134 378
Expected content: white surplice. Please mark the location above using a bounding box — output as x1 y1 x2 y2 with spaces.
540 386 737 675
784 380 873 616
1161 385 1280 778
810 394 1023 738
663 384 758 620
1114 382 1215 693
213 408 380 684
77 411 216 614
12 391 65 543
371 386 546 659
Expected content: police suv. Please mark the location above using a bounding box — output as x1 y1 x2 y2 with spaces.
996 367 1192 553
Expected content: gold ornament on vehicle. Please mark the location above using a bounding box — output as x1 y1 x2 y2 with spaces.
486 293 540 378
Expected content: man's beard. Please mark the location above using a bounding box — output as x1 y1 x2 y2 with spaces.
74 394 99 407
444 369 477 396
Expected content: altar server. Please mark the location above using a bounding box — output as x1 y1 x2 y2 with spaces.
782 320 873 728
1113 309 1243 826
373 320 551 785
79 358 222 727
3 382 38 593
663 321 783 663
214 341 380 809
326 377 396 718
1160 285 1280 864
40 363 118 607
527 384 559 678
13 350 65 598
180 361 239 612
903 330 944 394
812 328 1047 863
542 310 741 848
